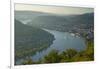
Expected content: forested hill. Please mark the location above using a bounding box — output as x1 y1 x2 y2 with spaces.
15 19 54 62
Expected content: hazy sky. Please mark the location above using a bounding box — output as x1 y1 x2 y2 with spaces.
15 4 94 15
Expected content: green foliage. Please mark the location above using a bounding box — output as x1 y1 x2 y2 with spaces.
43 50 61 63
21 39 94 65
64 49 78 59
42 39 94 63
60 49 78 62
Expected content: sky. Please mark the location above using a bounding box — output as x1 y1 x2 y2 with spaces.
15 4 94 15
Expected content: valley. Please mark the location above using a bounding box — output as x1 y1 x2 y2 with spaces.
15 10 94 65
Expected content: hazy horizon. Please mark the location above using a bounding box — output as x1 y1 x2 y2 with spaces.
15 4 94 15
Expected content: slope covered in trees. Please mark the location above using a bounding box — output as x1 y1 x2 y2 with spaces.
15 19 55 64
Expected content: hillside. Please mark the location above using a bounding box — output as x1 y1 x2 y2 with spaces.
15 19 55 63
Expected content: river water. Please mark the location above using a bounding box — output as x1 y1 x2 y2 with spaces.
31 28 86 61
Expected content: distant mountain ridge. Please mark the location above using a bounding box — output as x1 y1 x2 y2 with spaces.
28 12 94 32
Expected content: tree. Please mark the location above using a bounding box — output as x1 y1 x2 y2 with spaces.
65 49 78 59
43 50 61 63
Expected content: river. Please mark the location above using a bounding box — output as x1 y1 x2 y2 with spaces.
16 28 86 64
31 28 86 62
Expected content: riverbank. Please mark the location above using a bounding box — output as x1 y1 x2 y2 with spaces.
21 38 93 65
